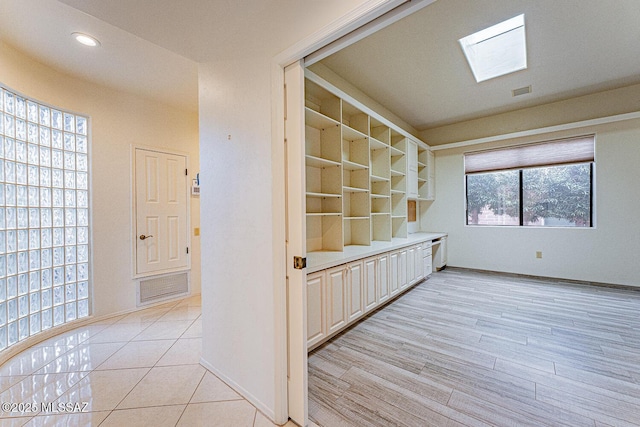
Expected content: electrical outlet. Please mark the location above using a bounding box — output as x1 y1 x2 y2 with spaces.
536 251 542 259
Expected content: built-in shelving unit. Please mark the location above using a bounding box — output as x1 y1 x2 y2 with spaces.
418 145 435 201
305 72 434 253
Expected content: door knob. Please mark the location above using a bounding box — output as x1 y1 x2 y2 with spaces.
139 234 154 240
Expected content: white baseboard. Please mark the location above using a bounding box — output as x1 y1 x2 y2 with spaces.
199 357 277 424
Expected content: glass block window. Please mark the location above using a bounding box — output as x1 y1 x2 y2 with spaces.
0 85 90 351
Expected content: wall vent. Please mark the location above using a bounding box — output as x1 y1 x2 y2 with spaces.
138 272 189 306
512 85 532 97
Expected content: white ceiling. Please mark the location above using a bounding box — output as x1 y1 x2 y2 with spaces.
0 0 199 112
317 0 640 130
0 0 364 112
2 0 640 130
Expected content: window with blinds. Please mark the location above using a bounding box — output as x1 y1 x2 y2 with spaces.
465 135 594 227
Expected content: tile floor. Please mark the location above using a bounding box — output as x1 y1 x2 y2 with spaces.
0 295 296 427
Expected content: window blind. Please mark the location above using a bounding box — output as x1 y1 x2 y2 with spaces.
464 135 595 174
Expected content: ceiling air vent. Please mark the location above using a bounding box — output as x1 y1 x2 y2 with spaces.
512 85 532 97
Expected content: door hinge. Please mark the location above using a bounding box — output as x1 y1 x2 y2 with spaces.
185 169 188 176
293 256 306 270
186 247 189 254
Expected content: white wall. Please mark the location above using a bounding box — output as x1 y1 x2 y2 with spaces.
421 83 640 146
422 119 640 287
197 0 381 420
0 41 201 317
199 55 277 412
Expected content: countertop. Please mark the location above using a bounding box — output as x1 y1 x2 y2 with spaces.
307 232 447 273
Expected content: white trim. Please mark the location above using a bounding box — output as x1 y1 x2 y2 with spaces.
87 115 96 319
305 0 437 66
269 59 289 426
133 266 191 280
430 111 640 151
284 61 309 426
274 0 407 68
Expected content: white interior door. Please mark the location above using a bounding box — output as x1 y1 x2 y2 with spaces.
135 148 189 276
284 61 308 426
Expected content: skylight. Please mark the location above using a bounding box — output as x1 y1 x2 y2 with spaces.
459 14 527 82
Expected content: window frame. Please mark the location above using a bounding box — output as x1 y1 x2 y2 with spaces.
464 136 595 228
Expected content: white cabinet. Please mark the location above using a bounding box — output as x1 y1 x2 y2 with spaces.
423 242 433 276
326 266 347 335
305 80 343 253
406 243 425 286
378 253 390 304
395 248 408 291
306 235 445 349
390 133 408 239
407 139 418 199
389 251 400 297
427 150 435 200
305 73 432 253
306 271 326 348
364 257 377 313
418 148 435 201
346 261 364 322
414 243 424 283
407 245 417 285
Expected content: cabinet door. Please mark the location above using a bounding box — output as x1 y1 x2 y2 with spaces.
389 251 400 296
407 245 417 285
422 242 432 258
423 243 433 276
415 244 424 282
347 261 364 323
424 255 433 277
306 272 326 348
378 254 390 303
326 266 347 335
363 257 377 313
398 249 408 290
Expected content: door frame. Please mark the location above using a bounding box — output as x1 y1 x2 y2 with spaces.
131 144 192 279
283 60 308 426
272 1 437 424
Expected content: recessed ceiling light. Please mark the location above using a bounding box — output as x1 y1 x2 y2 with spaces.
72 32 101 47
459 14 527 82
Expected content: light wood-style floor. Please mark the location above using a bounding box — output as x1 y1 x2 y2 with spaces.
308 268 640 427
